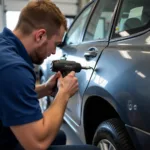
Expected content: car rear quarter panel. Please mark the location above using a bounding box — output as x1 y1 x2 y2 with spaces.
84 30 150 133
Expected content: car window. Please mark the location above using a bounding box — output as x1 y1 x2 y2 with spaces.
66 2 95 45
83 0 118 42
114 0 150 38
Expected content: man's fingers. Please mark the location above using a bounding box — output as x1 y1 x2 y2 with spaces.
58 71 63 78
56 71 61 78
53 71 61 78
51 73 58 80
68 71 75 77
58 71 63 81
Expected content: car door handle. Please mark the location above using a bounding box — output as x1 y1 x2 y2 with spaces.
84 47 98 59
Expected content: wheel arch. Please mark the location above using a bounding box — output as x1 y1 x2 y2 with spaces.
83 95 121 144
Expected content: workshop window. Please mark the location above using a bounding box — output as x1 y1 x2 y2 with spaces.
114 0 150 38
83 0 117 41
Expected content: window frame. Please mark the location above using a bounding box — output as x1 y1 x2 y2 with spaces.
63 0 97 46
81 0 119 44
111 0 150 42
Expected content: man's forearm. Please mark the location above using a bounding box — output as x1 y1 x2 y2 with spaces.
38 91 69 147
10 90 69 150
35 84 49 99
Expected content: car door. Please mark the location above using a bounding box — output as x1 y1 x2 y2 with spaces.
62 0 118 125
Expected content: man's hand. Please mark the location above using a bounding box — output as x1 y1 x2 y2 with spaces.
57 71 78 100
45 72 61 95
36 71 78 99
35 72 61 99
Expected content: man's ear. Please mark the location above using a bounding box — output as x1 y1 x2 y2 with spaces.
35 29 47 43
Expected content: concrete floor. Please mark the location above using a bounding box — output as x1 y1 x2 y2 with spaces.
60 122 83 145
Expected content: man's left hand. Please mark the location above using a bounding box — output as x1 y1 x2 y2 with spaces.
45 72 61 96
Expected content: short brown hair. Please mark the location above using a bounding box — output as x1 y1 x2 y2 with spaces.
15 0 67 37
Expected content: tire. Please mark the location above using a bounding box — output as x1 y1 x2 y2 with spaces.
92 118 135 150
39 75 51 112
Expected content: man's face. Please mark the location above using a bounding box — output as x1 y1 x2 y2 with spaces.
32 25 65 65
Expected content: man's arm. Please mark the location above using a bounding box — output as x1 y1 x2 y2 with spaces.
11 72 78 150
11 91 69 150
35 73 60 99
35 84 49 99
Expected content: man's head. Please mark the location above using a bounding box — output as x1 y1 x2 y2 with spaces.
14 0 67 64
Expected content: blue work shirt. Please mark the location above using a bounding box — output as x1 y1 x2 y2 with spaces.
0 28 43 149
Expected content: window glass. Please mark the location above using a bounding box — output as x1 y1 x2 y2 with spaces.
66 3 94 45
84 0 117 41
114 0 150 38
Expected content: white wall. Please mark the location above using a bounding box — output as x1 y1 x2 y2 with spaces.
6 11 20 30
5 0 78 16
4 0 91 30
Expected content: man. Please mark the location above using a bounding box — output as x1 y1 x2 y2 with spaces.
0 0 99 150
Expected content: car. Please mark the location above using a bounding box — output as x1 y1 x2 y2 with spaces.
39 0 150 149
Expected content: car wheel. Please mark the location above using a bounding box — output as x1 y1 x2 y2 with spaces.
39 75 51 112
92 118 135 150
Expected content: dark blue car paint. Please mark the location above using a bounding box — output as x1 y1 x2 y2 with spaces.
126 125 150 150
80 30 150 149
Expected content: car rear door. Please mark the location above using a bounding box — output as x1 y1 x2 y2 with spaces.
97 0 150 149
62 0 118 125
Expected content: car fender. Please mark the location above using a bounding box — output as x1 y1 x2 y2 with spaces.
82 85 119 117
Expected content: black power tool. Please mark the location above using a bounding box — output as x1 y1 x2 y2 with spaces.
50 60 93 96
51 60 92 77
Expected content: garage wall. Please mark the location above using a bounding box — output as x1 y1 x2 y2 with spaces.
0 0 6 31
3 0 91 30
5 0 79 16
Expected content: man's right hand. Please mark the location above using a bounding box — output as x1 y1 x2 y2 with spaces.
57 71 78 99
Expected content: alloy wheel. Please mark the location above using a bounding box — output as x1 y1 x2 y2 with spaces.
97 139 116 150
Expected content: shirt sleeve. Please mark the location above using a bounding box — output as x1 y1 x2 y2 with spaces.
0 63 43 126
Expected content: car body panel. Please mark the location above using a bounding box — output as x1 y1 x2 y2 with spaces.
126 125 150 150
64 29 150 145
63 41 108 125
105 31 150 131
